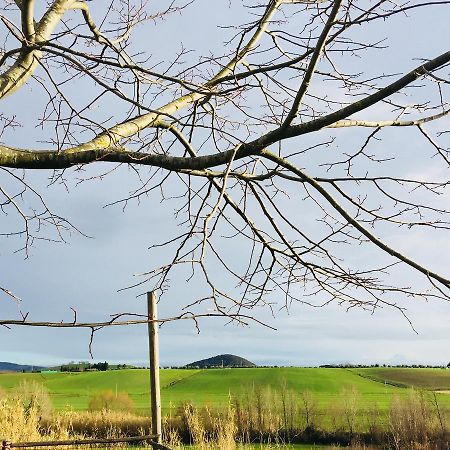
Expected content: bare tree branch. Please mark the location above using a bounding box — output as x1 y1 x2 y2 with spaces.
0 0 449 329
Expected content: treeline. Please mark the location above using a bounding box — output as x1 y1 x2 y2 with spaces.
58 362 145 372
60 361 110 372
54 362 450 371
320 363 450 369
170 364 450 369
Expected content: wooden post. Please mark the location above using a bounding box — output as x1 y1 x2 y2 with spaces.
147 291 161 448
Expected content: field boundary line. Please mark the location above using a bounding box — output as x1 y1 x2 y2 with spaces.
162 369 204 390
350 369 408 389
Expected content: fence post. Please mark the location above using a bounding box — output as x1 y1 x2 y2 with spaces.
147 291 162 448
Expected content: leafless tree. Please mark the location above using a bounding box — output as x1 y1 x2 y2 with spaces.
1 0 449 330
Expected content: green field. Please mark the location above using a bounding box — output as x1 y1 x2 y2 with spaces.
355 367 450 390
1 367 450 413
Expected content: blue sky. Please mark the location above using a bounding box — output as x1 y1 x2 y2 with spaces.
1 1 449 367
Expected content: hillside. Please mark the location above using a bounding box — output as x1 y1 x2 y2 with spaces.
0 361 46 372
185 354 256 368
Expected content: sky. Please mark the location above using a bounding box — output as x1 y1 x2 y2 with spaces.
1 1 450 368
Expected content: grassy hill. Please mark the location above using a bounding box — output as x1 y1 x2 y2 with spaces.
1 367 450 413
186 354 256 368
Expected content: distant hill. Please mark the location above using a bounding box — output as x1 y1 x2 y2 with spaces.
186 354 256 368
0 361 46 372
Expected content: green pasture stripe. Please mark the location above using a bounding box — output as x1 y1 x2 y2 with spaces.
158 367 401 409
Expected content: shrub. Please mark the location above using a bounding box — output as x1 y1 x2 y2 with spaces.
88 390 134 412
388 390 435 450
56 409 149 438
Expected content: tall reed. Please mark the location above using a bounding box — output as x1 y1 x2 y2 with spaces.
0 396 69 442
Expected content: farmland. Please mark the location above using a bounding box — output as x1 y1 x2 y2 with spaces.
355 367 450 390
2 367 450 448
1 367 450 412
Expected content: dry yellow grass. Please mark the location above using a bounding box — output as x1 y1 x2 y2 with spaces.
54 409 150 438
163 404 296 449
0 388 294 450
0 396 70 442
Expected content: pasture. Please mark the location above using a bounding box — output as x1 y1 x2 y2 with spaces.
1 367 450 413
355 367 450 390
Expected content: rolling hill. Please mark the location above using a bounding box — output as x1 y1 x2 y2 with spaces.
0 361 46 372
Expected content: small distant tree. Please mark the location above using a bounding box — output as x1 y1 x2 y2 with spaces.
341 386 360 437
91 361 109 371
300 390 318 431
